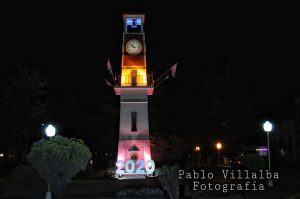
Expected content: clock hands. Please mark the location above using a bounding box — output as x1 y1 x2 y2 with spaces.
126 40 141 54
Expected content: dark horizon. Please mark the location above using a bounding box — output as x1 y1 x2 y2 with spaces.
2 2 300 137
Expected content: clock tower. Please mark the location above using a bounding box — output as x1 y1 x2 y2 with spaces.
114 14 154 178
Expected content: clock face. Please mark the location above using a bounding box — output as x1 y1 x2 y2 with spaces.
126 39 142 55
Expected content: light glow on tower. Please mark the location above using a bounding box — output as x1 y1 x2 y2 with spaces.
121 68 147 86
144 152 151 162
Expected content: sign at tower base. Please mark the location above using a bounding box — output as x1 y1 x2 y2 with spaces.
115 159 157 179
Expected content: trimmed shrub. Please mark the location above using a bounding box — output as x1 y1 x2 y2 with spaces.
158 165 179 199
27 135 91 199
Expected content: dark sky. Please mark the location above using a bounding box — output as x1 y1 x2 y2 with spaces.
2 2 300 128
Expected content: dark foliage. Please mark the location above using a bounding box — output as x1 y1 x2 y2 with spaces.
27 135 92 199
0 65 52 162
10 164 47 199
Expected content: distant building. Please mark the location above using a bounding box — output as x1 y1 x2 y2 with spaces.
271 94 300 164
295 93 300 131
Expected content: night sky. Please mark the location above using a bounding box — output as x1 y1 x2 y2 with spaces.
2 2 300 134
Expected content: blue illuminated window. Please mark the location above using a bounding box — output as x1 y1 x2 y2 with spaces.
126 18 142 32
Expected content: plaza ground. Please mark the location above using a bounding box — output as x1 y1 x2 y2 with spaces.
1 165 300 198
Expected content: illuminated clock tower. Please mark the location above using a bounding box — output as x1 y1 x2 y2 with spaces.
114 14 153 178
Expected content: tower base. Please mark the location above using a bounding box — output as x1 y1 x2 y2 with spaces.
116 173 146 180
117 140 151 163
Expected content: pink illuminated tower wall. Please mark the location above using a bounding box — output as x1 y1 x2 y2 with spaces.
114 14 154 173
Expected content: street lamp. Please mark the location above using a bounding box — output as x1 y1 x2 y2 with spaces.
45 124 56 138
216 142 222 166
44 124 56 199
193 146 201 167
263 121 273 187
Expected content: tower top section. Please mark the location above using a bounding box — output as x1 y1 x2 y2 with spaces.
123 14 145 33
113 14 153 94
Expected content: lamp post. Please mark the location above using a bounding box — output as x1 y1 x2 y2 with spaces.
216 142 222 166
194 146 201 166
263 121 273 187
44 124 56 199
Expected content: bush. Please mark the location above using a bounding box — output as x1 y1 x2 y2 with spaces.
116 187 165 197
158 165 179 199
10 164 47 199
241 154 266 171
106 165 116 178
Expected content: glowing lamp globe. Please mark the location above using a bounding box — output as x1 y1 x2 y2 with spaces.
263 121 273 132
216 143 222 150
45 124 56 137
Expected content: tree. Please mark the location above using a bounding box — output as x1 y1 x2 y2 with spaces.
154 57 221 143
210 63 258 149
0 65 51 162
151 133 188 166
27 135 92 199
